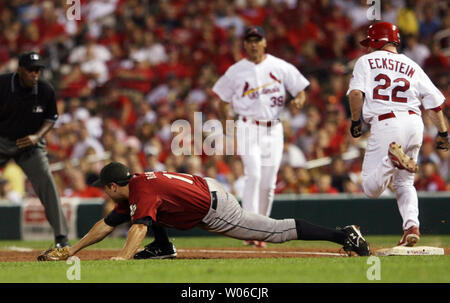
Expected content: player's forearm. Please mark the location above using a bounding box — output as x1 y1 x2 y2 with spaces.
69 219 114 256
349 90 364 121
116 224 148 259
426 109 448 133
35 121 55 139
219 102 231 121
293 91 306 109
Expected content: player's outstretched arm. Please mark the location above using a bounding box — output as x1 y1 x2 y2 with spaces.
348 90 364 138
348 90 364 121
426 108 449 151
68 218 115 257
112 223 148 260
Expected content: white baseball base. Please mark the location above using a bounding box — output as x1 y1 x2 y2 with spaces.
374 246 444 256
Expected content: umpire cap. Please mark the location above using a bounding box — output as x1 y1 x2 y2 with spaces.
18 51 46 69
92 162 133 187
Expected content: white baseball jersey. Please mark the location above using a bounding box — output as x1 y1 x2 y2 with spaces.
212 54 310 120
347 50 445 123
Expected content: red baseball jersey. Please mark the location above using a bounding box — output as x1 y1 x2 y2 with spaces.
114 172 212 230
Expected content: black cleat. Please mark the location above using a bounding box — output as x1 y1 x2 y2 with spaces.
133 242 177 259
340 225 370 256
55 236 70 248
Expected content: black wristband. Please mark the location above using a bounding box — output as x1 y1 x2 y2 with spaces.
351 119 361 126
438 131 448 138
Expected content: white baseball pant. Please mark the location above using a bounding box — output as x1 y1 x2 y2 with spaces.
199 177 298 242
235 119 284 217
361 111 424 230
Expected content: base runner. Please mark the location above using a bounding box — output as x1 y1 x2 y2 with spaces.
347 22 449 247
37 162 370 261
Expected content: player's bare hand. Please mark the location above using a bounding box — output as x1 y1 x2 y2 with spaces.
350 120 362 138
293 97 305 109
16 134 40 149
436 132 449 151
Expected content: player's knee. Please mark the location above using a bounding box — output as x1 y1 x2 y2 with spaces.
361 181 382 198
392 182 414 192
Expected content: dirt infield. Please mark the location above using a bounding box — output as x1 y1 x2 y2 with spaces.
1 247 448 262
0 247 346 262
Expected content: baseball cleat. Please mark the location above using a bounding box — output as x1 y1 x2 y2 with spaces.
55 236 70 248
243 240 254 246
397 226 421 247
133 242 177 259
388 142 418 173
254 241 267 248
340 225 370 256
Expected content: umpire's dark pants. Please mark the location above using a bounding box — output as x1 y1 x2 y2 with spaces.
0 136 68 239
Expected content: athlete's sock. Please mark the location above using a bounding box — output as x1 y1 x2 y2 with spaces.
151 224 171 246
295 219 346 245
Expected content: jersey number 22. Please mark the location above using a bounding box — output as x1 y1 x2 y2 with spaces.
373 73 410 103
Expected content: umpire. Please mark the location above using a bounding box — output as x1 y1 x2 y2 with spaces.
0 51 69 247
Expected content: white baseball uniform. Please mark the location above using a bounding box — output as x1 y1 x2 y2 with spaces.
347 50 445 230
213 54 310 216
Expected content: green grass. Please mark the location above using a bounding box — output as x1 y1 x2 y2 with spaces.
0 235 449 283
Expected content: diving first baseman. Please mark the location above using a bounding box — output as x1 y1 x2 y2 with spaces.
37 162 370 261
212 26 310 247
347 22 449 246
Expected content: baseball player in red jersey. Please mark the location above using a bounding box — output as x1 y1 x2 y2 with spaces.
212 26 309 248
348 22 449 247
49 162 369 260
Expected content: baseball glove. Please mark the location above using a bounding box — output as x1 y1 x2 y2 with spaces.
436 132 449 151
37 246 70 261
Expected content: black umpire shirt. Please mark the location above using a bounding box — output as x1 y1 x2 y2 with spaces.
0 72 58 140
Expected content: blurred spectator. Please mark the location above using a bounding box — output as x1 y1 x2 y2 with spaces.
403 34 430 67
418 137 441 164
345 0 371 30
310 174 339 194
330 157 351 192
397 0 419 36
215 5 245 38
71 124 105 159
276 165 298 194
281 134 307 169
382 1 399 25
342 178 361 194
419 5 441 44
296 167 314 194
1 161 25 203
0 0 445 201
415 161 447 191
64 167 104 198
423 41 449 82
436 149 450 182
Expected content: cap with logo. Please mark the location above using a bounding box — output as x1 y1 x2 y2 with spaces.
18 51 45 69
244 26 265 40
92 162 133 187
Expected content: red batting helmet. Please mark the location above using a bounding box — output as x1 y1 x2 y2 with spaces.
360 22 400 49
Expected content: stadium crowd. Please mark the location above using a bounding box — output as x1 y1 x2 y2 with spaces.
0 0 449 209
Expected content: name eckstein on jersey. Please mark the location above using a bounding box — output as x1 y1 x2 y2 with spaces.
367 58 415 78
